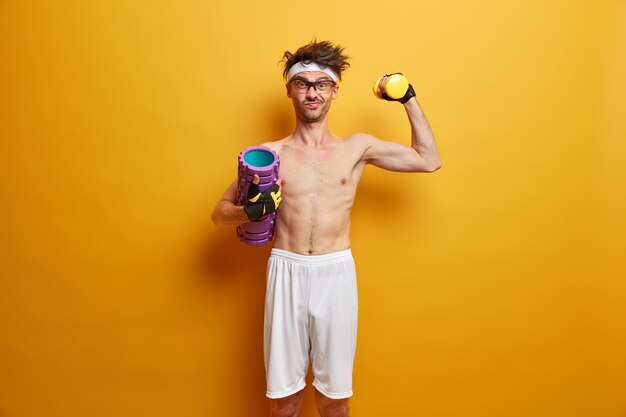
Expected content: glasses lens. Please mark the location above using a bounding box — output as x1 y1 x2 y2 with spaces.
315 81 334 92
291 79 335 93
292 80 308 90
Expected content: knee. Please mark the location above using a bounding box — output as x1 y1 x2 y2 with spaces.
316 397 349 417
318 405 348 417
270 404 299 417
270 392 304 417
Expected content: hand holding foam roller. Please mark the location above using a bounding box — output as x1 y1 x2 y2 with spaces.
236 146 280 247
244 175 282 221
372 73 416 104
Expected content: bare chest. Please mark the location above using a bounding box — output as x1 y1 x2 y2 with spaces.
278 147 359 197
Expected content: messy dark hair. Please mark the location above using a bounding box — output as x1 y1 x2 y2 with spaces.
281 40 350 81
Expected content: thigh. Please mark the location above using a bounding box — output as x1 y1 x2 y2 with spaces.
309 259 358 398
264 256 311 398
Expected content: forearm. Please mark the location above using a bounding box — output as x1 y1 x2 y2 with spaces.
211 200 249 227
404 98 442 171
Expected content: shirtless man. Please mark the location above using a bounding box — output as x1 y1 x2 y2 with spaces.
212 40 441 417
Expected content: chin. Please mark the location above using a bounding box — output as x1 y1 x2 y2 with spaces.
301 106 330 122
297 110 322 123
305 114 325 123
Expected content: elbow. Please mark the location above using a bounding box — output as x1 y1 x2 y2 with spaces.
411 150 441 173
211 202 245 227
211 208 224 227
418 157 441 173
211 212 220 227
428 159 442 172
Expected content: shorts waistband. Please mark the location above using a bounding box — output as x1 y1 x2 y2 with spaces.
270 248 353 266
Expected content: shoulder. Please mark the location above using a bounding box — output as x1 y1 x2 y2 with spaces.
260 137 290 154
339 133 384 164
343 132 383 150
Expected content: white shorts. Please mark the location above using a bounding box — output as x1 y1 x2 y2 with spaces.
264 248 358 400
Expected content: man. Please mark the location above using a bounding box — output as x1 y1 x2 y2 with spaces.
212 40 441 417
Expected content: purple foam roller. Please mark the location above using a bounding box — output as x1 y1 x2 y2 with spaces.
236 146 280 246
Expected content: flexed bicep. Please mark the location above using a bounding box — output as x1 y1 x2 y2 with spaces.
360 134 432 172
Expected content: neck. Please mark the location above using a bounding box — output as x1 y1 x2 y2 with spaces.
292 115 333 146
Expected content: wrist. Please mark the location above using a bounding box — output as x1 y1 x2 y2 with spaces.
238 205 251 223
404 98 425 119
242 204 256 222
400 84 416 104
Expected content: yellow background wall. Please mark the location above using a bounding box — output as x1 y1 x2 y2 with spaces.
1 0 624 416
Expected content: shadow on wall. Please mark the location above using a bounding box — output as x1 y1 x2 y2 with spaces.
352 173 411 222
194 226 272 413
261 95 294 141
189 96 293 414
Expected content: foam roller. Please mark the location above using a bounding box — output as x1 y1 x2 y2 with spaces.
236 146 280 246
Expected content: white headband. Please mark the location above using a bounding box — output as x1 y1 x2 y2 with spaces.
286 61 338 82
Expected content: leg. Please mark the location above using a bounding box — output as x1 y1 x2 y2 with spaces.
315 389 350 417
269 390 305 417
309 254 358 400
265 253 310 399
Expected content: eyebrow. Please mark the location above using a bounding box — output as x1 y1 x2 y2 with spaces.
292 76 335 82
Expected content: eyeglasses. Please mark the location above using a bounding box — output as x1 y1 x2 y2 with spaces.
289 78 336 93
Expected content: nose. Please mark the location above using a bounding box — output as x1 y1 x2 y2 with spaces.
305 84 319 99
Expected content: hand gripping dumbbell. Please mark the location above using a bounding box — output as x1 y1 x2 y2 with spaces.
372 73 416 103
236 146 280 246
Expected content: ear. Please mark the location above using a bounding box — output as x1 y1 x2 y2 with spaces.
286 82 292 98
331 84 339 100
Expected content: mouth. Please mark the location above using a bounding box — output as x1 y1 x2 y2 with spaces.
303 100 322 107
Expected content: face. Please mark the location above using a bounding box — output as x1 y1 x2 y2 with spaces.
285 71 339 123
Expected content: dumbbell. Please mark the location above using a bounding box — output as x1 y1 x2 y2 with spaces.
372 73 415 103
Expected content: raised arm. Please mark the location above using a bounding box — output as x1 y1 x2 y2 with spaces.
362 74 442 172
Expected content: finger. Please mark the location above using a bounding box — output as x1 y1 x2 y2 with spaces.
378 77 387 97
252 174 260 184
275 178 282 187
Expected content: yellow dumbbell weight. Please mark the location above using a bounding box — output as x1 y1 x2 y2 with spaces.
372 73 410 100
